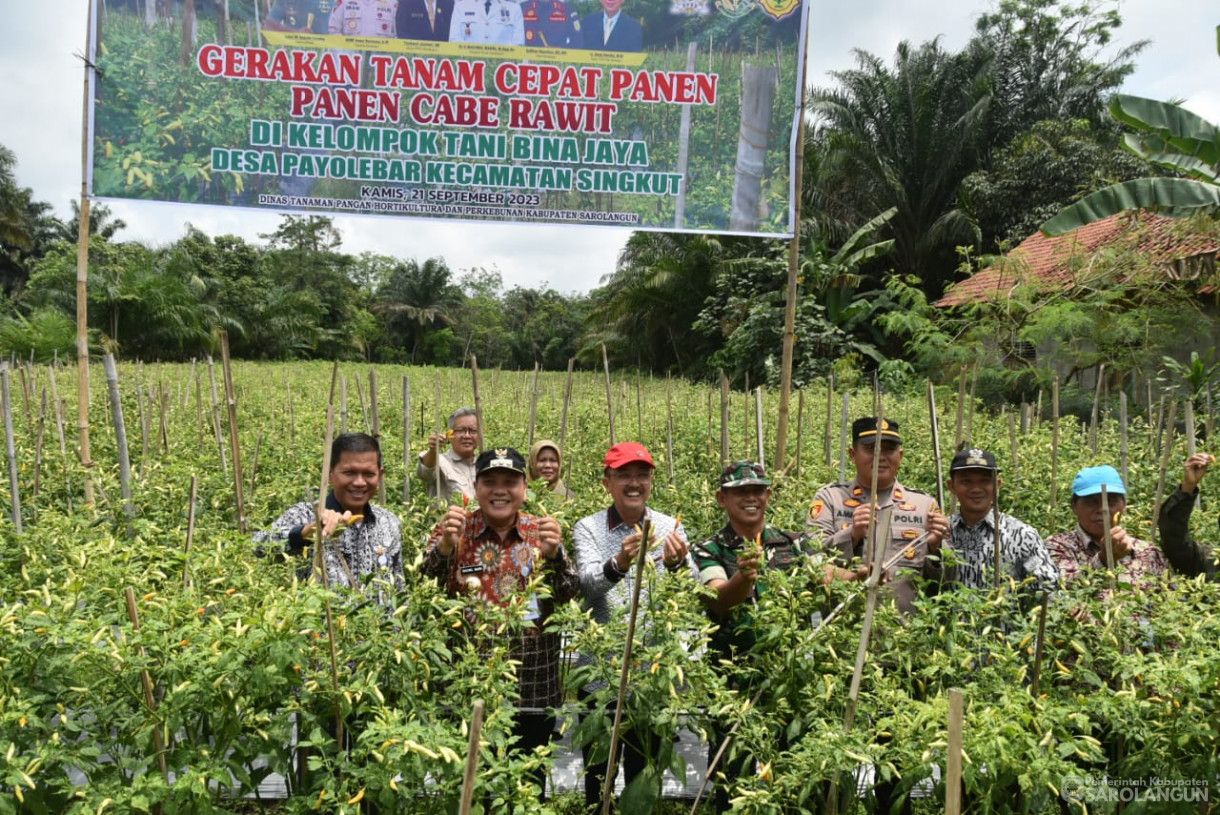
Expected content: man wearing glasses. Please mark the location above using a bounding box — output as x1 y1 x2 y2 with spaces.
572 441 690 809
418 406 480 502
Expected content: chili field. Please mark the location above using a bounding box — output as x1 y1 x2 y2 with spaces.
0 359 1218 813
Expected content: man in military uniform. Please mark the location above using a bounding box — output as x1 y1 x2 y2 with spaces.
396 0 452 40
328 0 398 37
807 417 949 613
449 0 524 44
265 0 336 33
521 0 581 47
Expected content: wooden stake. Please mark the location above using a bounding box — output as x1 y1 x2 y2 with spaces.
136 383 149 480
527 363 540 450
340 376 348 435
369 368 385 504
666 378 675 483
1050 376 1061 508
953 365 967 451
966 360 979 443
183 474 197 589
194 364 203 450
458 699 486 815
1100 485 1117 595
602 518 653 815
602 344 615 447
102 354 134 523
218 332 246 534
719 371 730 467
157 382 169 454
354 374 369 433
927 380 945 510
838 393 849 483
1089 363 1105 453
1185 398 1197 457
1151 399 1178 544
123 587 170 788
795 389 804 477
206 356 228 477
47 364 67 457
992 469 1003 589
402 376 411 504
635 370 643 440
248 429 263 496
1120 391 1130 489
945 689 964 815
1029 591 1050 695
1 365 22 534
470 355 484 453
754 387 765 467
1007 410 1018 475
824 372 834 467
560 358 574 456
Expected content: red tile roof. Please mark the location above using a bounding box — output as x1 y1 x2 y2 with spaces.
936 212 1220 307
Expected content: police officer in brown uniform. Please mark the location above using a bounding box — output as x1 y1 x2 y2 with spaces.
807 417 949 614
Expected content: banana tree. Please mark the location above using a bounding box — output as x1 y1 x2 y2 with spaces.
1041 94 1220 234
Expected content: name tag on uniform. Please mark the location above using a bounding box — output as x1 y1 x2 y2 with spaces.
460 564 485 575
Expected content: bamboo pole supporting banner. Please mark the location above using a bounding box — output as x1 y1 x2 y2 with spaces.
218 332 246 534
945 689 965 815
369 368 385 504
601 517 653 815
183 474 198 589
471 355 485 453
928 380 945 510
124 587 171 792
402 376 411 504
1 365 22 535
602 345 616 447
76 0 97 507
719 372 730 467
102 355 135 523
458 699 486 815
560 358 574 456
207 356 228 477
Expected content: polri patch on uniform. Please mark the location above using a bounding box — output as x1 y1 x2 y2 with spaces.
902 529 920 539
900 502 917 511
809 500 824 518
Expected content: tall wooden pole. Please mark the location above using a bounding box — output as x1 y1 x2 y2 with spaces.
219 332 246 534
1 365 22 534
102 354 134 523
602 345 616 447
76 0 98 506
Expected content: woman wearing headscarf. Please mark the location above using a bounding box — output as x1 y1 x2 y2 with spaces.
527 439 574 498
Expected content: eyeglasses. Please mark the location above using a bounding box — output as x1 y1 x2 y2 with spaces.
609 470 653 483
451 428 479 436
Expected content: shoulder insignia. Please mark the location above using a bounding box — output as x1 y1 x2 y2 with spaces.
892 487 904 500
809 500 824 518
852 486 863 496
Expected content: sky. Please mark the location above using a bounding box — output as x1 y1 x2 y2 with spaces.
1 1 1216 295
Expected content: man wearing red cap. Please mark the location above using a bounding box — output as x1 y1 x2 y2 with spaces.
572 441 691 809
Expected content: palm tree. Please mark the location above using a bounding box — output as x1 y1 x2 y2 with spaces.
1041 95 1220 234
807 41 988 297
375 258 464 363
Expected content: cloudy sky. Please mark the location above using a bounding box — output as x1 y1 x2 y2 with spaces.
1 1 1215 294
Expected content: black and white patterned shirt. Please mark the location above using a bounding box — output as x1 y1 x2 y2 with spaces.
938 511 1058 592
253 492 404 593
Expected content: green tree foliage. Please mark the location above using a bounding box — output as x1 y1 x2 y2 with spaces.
0 145 64 298
375 257 465 365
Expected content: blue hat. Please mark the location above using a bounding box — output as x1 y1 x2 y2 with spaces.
1071 465 1125 497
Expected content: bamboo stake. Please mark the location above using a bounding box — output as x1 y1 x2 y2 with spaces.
992 469 1003 589
75 0 96 507
434 377 444 503
838 393 849 483
369 368 385 504
32 388 46 503
824 372 834 467
754 387 765 467
124 589 171 800
1029 591 1051 695
313 405 337 584
965 361 979 443
1100 486 1117 595
635 370 643 440
795 389 804 477
953 365 967 451
183 474 197 589
1007 411 1018 475
354 374 369 433
207 356 228 477
194 364 203 450
102 355 134 523
48 364 67 457
1089 363 1105 453
136 383 149 480
666 378 675 483
1151 399 1178 544
157 382 169 454
1050 376 1060 508
602 518 653 814
458 700 486 815
218 332 246 534
471 355 485 454
928 380 945 510
402 376 411 504
527 363 540 450
1185 399 1197 457
16 364 30 428
560 358 574 456
1 365 22 534
1207 387 1215 447
945 689 964 815
602 345 616 447
1120 391 1130 489
340 376 348 435
1019 401 1030 436
248 430 263 495
719 371 730 466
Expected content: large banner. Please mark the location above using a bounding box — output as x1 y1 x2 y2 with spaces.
87 0 807 236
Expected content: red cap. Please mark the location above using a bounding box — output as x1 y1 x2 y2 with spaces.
603 442 655 470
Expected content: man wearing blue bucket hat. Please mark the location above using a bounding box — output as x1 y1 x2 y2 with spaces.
1044 464 1167 589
